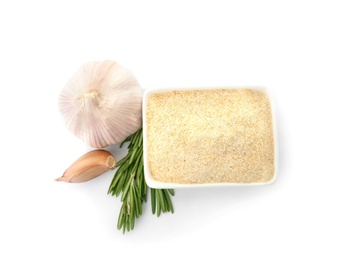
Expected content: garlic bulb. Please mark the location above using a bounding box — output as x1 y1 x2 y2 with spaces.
56 149 116 183
59 60 142 148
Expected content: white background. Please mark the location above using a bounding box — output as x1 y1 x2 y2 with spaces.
1 0 351 259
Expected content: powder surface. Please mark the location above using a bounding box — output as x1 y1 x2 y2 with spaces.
146 89 275 184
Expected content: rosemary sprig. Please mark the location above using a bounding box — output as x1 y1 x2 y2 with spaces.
108 127 175 233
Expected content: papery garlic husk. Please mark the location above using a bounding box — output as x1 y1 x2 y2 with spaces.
58 60 142 148
56 149 116 183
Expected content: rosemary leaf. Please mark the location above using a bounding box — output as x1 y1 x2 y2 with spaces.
151 188 156 214
108 127 175 233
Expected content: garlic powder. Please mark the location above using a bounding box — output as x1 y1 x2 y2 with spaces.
146 89 275 184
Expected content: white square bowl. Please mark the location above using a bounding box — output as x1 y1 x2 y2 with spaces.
143 86 278 189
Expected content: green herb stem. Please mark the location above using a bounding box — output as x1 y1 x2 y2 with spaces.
108 127 174 233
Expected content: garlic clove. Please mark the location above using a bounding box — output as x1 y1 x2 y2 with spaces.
56 149 116 183
58 60 142 148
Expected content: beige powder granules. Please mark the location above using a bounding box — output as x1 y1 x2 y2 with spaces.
146 89 275 184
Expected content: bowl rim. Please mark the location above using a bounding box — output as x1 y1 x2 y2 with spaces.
142 86 278 189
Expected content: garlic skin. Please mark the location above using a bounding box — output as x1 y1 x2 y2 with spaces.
59 60 142 148
56 149 116 183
